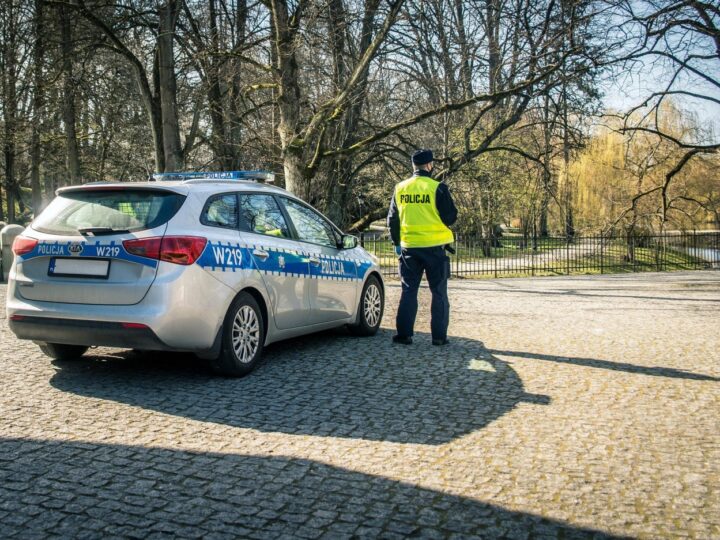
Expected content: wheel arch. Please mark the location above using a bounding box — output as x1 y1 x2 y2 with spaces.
365 270 384 294
353 270 384 323
348 270 384 336
240 286 270 342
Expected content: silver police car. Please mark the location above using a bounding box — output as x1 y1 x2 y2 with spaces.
6 171 384 376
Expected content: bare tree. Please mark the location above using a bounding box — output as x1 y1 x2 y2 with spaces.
610 0 720 231
59 3 81 184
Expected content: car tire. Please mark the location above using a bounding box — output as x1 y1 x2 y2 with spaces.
348 275 384 336
211 292 265 377
39 343 89 361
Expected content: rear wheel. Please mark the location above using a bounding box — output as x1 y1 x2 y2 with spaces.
211 292 265 377
39 343 88 361
349 275 384 336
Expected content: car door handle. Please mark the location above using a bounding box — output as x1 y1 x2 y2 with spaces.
253 249 270 261
309 256 321 265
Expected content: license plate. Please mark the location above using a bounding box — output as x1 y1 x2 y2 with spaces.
49 258 110 279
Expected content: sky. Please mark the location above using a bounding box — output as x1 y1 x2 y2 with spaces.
599 73 720 148
597 7 720 143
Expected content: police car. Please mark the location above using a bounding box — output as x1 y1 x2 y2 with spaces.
6 171 384 376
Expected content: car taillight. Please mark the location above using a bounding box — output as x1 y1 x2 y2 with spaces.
123 237 162 260
12 236 38 256
123 236 206 265
159 236 207 265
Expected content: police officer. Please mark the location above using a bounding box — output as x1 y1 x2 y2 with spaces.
387 149 457 346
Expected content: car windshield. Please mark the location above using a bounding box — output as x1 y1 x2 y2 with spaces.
33 189 186 235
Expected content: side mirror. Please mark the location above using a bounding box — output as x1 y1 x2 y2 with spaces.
341 234 358 249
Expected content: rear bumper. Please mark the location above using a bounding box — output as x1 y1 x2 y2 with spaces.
5 260 241 351
8 316 171 350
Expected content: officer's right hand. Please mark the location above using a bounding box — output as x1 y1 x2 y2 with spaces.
394 245 402 257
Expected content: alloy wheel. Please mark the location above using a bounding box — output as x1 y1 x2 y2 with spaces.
363 284 382 327
232 305 260 363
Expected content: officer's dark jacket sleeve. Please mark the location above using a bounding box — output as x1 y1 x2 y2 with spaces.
435 183 458 227
387 190 401 246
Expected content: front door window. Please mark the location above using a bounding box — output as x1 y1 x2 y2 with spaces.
282 199 338 248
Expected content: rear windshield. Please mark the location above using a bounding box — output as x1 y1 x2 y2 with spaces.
33 189 186 235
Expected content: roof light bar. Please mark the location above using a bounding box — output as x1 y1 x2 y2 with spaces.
152 171 275 183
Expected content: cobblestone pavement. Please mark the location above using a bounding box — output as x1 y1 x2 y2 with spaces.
1 271 718 539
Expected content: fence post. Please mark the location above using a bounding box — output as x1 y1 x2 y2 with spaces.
565 236 570 275
600 236 604 274
531 242 535 277
633 236 637 272
359 232 365 248
455 235 460 278
494 247 497 278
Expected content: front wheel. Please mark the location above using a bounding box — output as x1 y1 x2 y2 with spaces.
211 292 265 377
39 343 88 361
349 275 384 336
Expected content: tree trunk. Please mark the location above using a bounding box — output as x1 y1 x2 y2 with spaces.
30 0 45 212
269 0 304 194
323 0 380 226
562 82 574 239
539 94 553 237
453 0 472 100
282 151 305 197
486 0 501 94
3 144 16 224
2 0 18 222
157 1 183 172
150 52 165 172
228 0 248 169
206 0 232 168
60 5 81 185
324 159 353 227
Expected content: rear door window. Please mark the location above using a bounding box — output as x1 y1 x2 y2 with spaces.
33 189 186 235
238 194 291 239
201 193 238 229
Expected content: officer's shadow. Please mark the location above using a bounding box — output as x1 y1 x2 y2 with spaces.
49 329 549 445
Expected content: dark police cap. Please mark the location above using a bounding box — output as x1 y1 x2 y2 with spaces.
411 149 433 165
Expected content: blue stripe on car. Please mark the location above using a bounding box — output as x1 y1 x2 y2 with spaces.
19 241 159 268
197 241 372 281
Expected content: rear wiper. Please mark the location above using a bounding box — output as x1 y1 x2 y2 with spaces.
77 227 130 236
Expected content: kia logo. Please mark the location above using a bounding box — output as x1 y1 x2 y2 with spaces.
68 243 84 255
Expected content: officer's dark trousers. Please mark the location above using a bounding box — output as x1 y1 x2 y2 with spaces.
396 245 450 341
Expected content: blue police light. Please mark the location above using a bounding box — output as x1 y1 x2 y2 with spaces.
152 171 275 183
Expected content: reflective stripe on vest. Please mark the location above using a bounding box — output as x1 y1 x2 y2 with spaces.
394 175 454 248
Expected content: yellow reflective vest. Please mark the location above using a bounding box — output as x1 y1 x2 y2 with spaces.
394 175 454 248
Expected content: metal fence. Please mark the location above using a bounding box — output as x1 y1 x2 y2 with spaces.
360 231 720 279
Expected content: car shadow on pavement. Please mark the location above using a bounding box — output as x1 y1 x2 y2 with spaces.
49 329 549 445
490 349 720 381
0 437 621 539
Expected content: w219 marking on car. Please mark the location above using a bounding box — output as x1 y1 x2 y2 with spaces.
6 171 384 377
212 245 243 267
96 246 120 257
